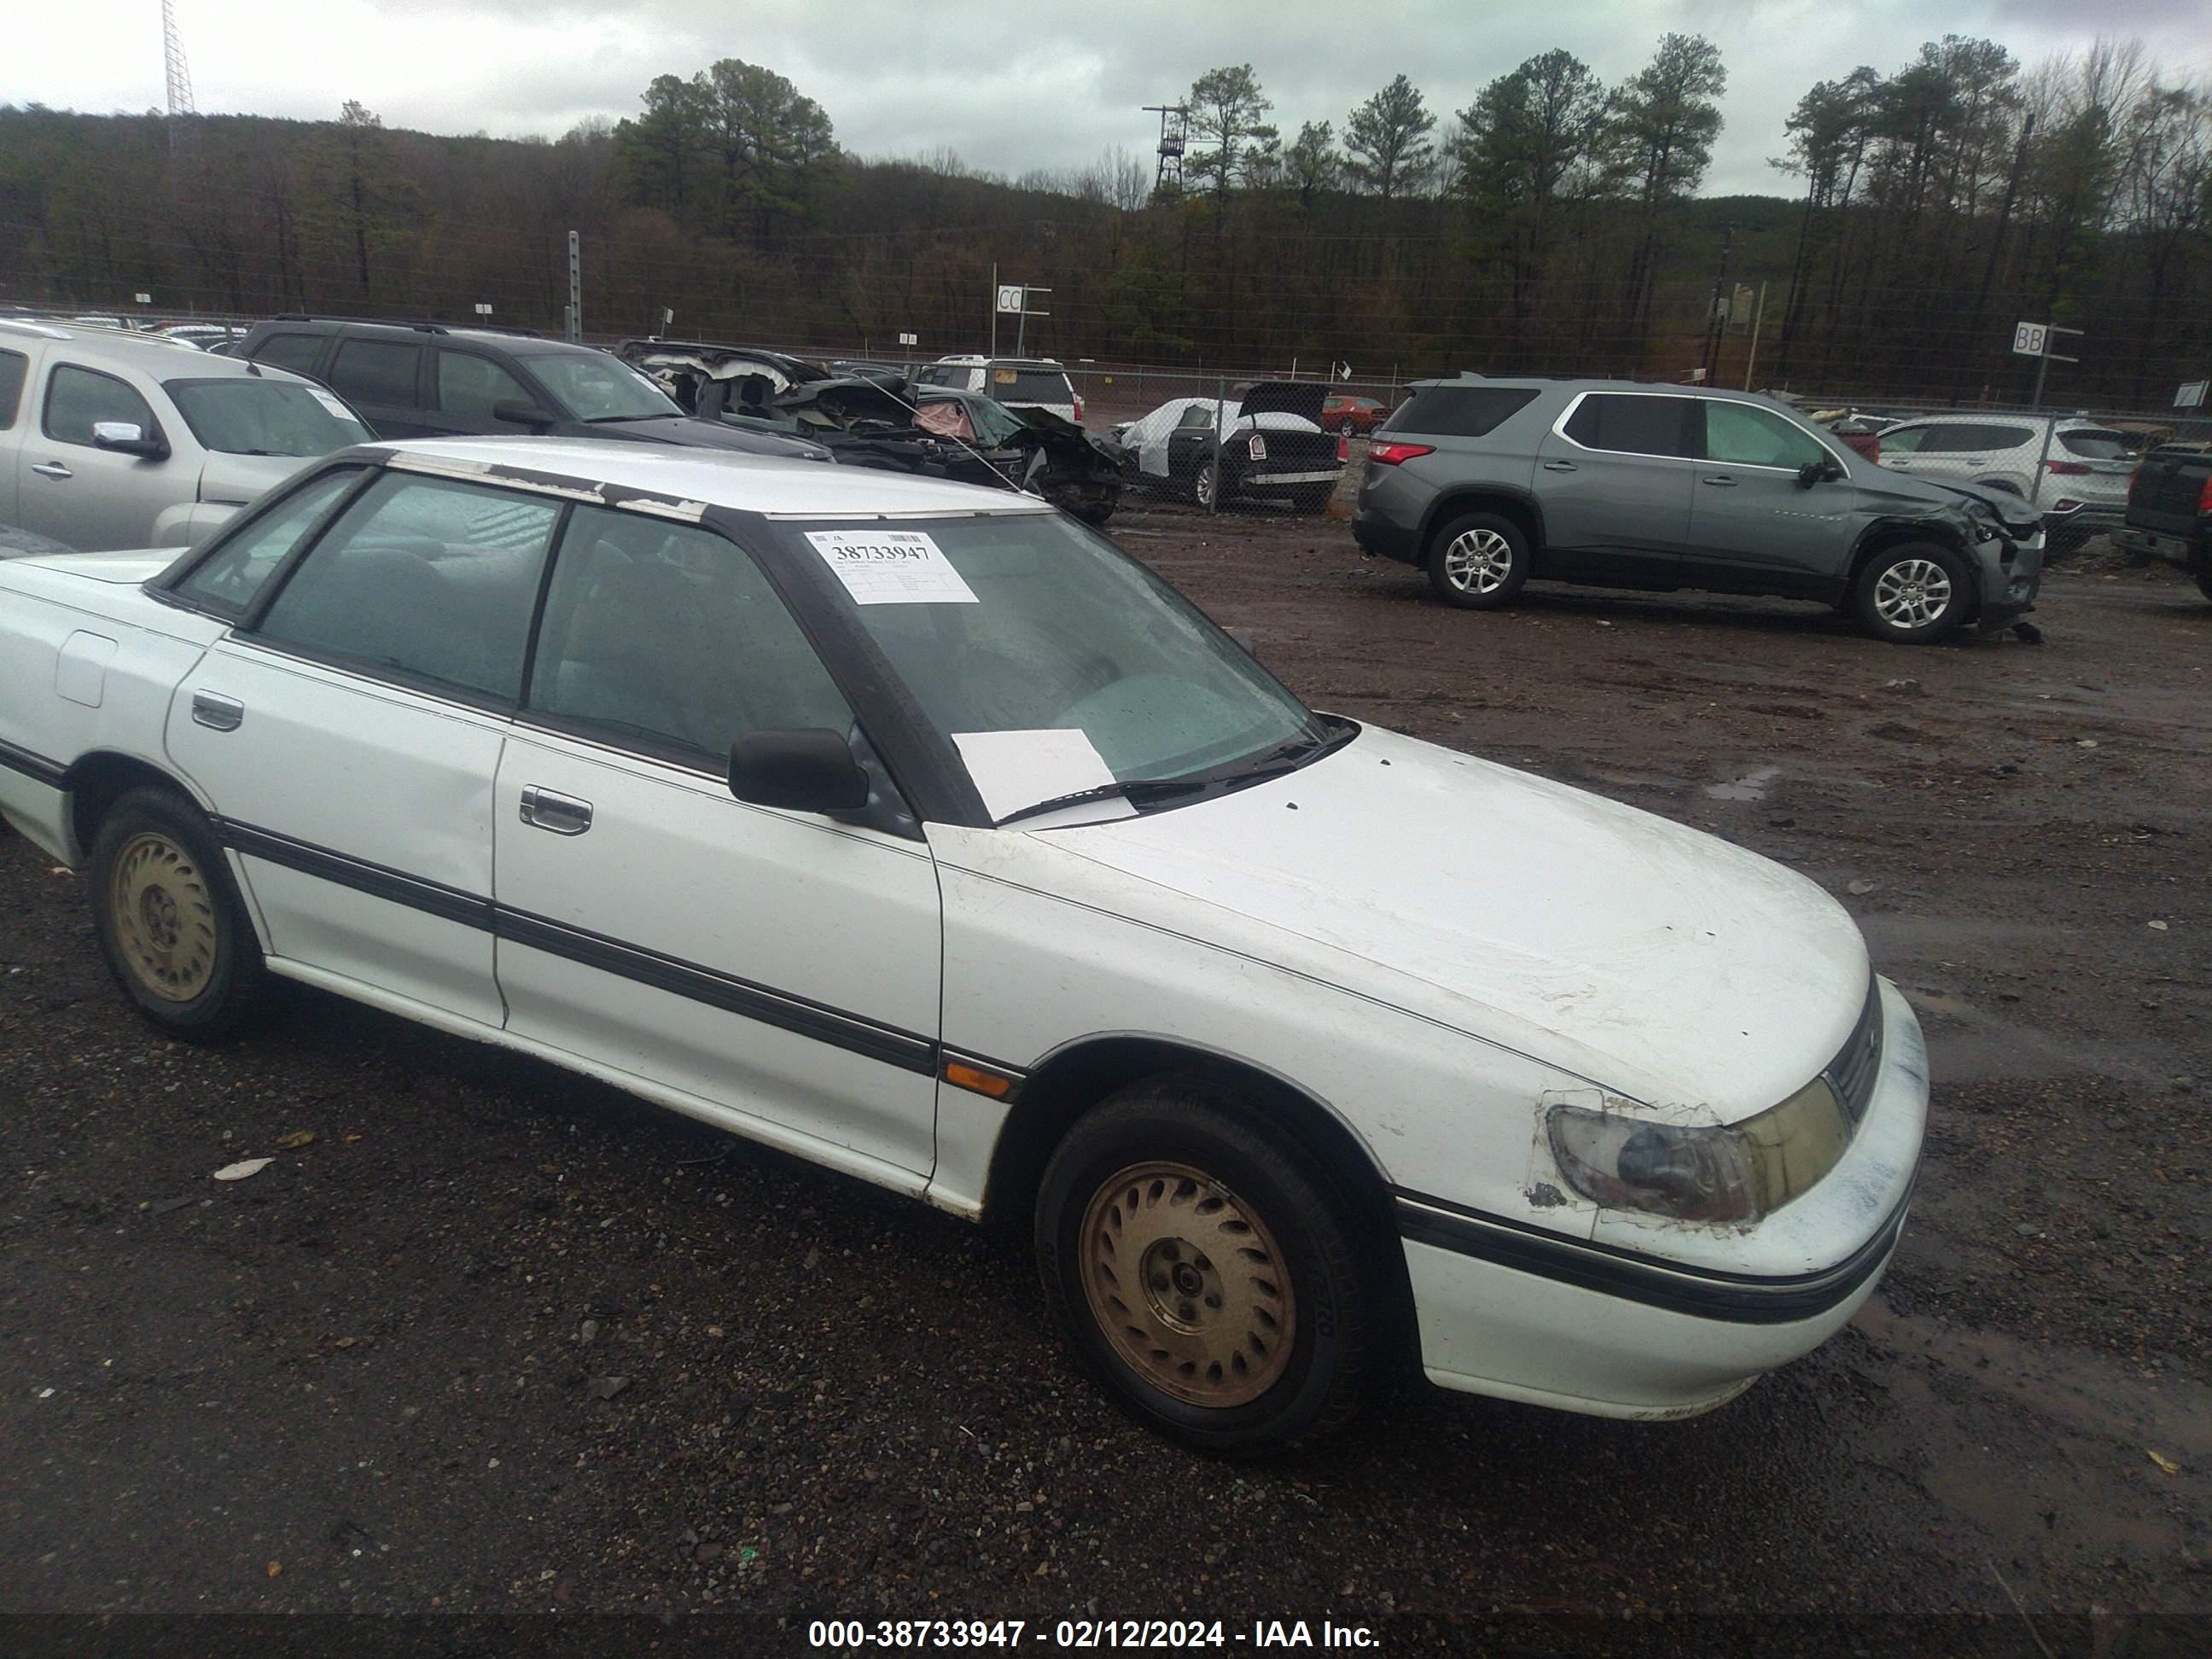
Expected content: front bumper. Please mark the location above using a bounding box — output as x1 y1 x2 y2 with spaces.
1973 529 2045 630
1400 975 1928 1419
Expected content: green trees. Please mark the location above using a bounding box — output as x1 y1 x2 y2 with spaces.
1184 64 1278 226
610 59 838 245
1344 75 1437 200
1452 49 1611 329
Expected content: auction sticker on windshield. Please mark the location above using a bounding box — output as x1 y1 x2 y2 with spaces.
306 387 353 420
806 529 979 605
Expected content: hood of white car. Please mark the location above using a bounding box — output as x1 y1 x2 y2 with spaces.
1049 724 1870 1117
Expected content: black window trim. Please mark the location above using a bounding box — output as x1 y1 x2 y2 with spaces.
328 335 429 409
1550 388 1700 463
0 344 29 431
40 359 164 451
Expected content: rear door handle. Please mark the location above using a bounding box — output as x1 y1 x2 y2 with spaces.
1701 474 1738 486
1542 460 1577 472
519 785 593 835
190 690 243 731
30 462 73 480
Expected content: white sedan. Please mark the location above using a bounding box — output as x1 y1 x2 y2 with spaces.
0 437 1926 1454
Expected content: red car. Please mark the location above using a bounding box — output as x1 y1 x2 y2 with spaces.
1321 394 1388 436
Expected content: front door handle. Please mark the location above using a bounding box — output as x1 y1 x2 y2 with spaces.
190 690 244 731
30 462 73 480
1542 460 1578 472
1701 474 1738 486
519 785 593 835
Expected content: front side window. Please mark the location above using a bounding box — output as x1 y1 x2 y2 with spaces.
787 512 1317 812
255 472 560 701
1563 393 1693 458
327 340 421 407
1701 402 1831 470
0 347 26 429
435 351 534 422
164 378 372 456
518 352 678 422
44 364 159 447
1877 424 1932 455
528 505 850 760
173 468 360 617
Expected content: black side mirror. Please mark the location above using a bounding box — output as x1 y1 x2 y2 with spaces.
91 420 169 460
729 729 870 812
1797 457 1846 488
492 399 556 428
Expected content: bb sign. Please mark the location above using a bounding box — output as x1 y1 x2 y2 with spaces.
2012 322 2049 357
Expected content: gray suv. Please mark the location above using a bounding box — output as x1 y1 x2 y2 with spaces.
1353 378 2046 643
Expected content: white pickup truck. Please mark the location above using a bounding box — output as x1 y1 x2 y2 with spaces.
0 319 370 551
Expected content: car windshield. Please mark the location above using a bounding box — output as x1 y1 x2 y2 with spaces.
779 512 1324 819
163 377 374 457
946 395 1026 449
522 352 681 422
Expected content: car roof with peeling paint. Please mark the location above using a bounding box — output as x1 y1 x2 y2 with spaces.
362 436 1057 520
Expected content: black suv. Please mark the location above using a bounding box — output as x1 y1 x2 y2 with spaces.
236 317 821 460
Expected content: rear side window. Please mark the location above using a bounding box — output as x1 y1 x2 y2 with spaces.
256 472 561 702
1563 393 1694 458
172 468 360 618
328 340 422 407
991 368 1071 404
0 348 26 428
1924 422 2032 451
251 334 325 376
1385 386 1539 438
44 364 158 447
2058 429 2128 459
916 365 962 387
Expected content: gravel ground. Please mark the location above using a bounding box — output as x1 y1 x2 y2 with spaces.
2 504 2209 1654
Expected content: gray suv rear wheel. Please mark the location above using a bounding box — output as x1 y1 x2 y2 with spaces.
1426 512 1530 610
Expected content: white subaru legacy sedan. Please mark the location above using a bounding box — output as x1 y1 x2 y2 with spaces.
0 439 1926 1454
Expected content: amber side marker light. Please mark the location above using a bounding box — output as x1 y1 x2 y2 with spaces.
945 1061 1015 1099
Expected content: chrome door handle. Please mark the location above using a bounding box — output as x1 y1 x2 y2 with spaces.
190 690 243 731
30 462 73 480
519 785 593 835
1542 460 1577 472
1701 475 1738 486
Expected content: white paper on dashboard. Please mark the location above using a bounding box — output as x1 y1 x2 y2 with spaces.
306 387 354 420
952 729 1138 824
806 528 979 605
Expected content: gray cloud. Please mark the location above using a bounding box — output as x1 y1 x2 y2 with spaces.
7 0 2200 198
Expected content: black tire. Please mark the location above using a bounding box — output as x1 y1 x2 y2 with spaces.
1035 1077 1382 1457
1190 457 1220 509
88 785 265 1041
1425 510 1531 609
1291 483 1334 515
1853 540 1973 644
2049 528 2090 554
1337 417 1357 438
2196 568 2212 604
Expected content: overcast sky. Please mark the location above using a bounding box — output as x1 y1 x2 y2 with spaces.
9 0 2209 196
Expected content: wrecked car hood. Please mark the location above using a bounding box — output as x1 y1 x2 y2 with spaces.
1045 723 1870 1118
1856 461 2041 533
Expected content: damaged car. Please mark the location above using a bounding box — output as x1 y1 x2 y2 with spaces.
1355 378 2045 643
620 339 1127 526
1114 382 1347 513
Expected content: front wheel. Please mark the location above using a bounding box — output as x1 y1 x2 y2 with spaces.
88 785 265 1040
1854 541 1971 644
1338 418 1357 438
1426 511 1531 609
1036 1079 1381 1456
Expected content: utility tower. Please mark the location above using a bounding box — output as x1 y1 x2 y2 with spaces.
1144 103 1188 195
161 0 196 117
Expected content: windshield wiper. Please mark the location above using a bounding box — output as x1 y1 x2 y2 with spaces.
994 775 1209 829
1210 718 1357 783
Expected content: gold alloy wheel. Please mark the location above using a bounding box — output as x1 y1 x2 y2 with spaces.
108 830 219 1003
1079 1161 1297 1408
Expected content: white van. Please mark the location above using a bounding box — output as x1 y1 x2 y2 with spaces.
914 356 1081 424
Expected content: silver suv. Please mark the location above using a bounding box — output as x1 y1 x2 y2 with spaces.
1871 413 2133 549
2 320 372 550
1353 378 2046 644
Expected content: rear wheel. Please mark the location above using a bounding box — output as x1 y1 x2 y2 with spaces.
1854 541 1971 644
1337 417 1357 438
1191 457 1219 509
88 785 265 1040
2195 567 2212 603
1425 511 1530 609
1036 1078 1381 1456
